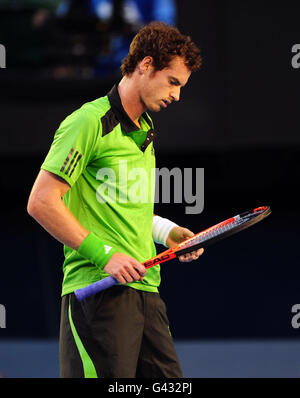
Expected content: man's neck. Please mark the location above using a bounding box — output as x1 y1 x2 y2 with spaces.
117 76 146 128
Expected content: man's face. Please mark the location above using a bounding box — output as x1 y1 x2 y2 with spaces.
138 56 191 112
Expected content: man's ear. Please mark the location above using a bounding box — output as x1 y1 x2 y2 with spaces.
139 56 154 74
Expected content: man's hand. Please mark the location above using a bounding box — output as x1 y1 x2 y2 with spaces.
104 253 147 285
166 226 204 262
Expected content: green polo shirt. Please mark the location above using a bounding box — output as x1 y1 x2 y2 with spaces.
41 84 159 295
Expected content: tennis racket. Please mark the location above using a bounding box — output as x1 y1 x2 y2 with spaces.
75 206 271 301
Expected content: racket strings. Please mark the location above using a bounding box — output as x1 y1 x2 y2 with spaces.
179 208 269 251
178 217 246 250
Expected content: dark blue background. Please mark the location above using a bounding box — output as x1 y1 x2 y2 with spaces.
0 1 299 340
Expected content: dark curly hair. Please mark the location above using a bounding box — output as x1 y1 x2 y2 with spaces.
121 21 202 76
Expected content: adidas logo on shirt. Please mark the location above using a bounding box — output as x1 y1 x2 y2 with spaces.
104 245 112 254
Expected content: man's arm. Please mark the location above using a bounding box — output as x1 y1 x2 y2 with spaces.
27 170 146 284
27 170 89 249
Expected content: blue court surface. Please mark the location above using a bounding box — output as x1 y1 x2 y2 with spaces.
0 339 300 378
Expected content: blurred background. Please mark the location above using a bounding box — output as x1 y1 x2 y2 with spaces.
1 0 300 377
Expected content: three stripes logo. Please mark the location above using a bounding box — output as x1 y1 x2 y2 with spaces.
60 147 83 178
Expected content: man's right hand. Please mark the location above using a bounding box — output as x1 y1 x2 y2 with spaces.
103 253 147 285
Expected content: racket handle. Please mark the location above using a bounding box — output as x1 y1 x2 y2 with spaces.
74 276 118 301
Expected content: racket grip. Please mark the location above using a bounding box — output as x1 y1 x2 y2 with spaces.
74 276 118 301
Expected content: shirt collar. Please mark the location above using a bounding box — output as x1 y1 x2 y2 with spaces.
107 84 154 134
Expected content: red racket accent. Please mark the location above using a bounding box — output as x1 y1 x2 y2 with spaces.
143 249 177 269
254 206 268 213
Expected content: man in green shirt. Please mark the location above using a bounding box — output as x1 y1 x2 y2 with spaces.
27 21 203 378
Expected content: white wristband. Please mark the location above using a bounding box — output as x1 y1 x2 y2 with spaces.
152 215 178 247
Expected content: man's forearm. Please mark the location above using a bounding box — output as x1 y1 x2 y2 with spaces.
28 194 89 250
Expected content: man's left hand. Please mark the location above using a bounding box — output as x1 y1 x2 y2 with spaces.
166 226 204 262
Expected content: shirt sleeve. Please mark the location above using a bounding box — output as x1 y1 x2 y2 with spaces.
41 107 101 187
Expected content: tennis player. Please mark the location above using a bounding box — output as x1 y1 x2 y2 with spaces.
27 21 202 378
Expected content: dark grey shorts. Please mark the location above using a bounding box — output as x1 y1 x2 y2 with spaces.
59 285 183 378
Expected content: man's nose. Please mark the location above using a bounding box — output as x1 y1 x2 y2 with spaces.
170 87 180 102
